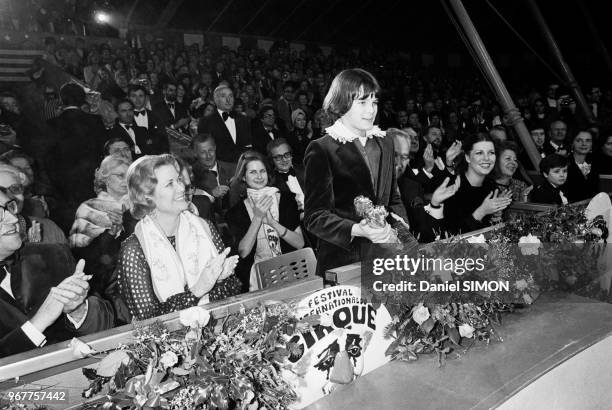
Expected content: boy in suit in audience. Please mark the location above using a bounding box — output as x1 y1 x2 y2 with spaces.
530 154 569 205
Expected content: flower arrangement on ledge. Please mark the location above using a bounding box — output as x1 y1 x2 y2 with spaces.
77 303 316 410
369 202 609 365
2 202 609 410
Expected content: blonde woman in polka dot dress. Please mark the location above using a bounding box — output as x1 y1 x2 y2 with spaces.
117 154 241 320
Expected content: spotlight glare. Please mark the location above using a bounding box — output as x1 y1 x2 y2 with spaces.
95 12 110 24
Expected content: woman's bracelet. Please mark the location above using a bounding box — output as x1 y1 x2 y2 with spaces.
279 227 288 238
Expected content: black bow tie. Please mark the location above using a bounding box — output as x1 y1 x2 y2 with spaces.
167 102 175 110
277 168 296 181
134 110 145 117
205 169 218 177
123 124 132 131
222 111 234 121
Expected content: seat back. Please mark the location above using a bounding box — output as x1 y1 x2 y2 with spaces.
254 247 317 289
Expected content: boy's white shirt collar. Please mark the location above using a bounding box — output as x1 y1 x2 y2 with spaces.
326 119 385 144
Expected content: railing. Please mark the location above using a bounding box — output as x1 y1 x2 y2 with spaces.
324 196 602 285
0 276 322 385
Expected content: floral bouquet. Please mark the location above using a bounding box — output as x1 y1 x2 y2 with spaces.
354 196 407 244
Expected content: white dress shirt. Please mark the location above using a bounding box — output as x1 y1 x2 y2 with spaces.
218 109 237 143
120 123 142 154
133 109 149 129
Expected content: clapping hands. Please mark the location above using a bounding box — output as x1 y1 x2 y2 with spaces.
431 176 461 206
423 144 435 172
445 141 463 166
30 260 92 332
475 189 512 220
191 248 239 297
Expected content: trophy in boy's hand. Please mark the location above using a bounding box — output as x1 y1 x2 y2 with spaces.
354 196 400 244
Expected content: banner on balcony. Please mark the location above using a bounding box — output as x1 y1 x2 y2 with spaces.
284 286 393 409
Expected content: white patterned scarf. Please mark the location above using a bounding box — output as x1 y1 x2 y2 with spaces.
134 211 218 303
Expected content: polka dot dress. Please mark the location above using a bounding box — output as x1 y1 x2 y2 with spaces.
117 219 242 320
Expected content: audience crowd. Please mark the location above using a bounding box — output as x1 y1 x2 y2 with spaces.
0 34 611 357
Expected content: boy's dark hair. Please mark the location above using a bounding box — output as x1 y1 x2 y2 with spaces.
539 153 568 175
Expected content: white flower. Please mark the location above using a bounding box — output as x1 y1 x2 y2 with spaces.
515 279 529 291
160 351 178 368
412 303 430 325
518 234 541 256
466 234 486 244
458 323 475 338
69 337 95 358
179 306 211 328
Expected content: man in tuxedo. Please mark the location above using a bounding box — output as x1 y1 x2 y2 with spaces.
108 100 167 158
391 129 451 242
544 120 569 156
197 84 252 164
268 138 305 213
252 105 286 155
128 84 168 153
276 82 297 132
0 190 115 357
151 81 190 131
190 133 237 209
46 83 107 233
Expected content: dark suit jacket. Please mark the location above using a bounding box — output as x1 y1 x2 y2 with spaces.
530 182 566 205
192 160 236 193
197 112 252 163
46 108 107 232
272 168 305 195
304 134 409 274
565 155 600 202
398 169 445 243
192 160 237 212
134 109 169 152
151 100 190 129
251 121 287 155
108 122 168 157
0 243 115 358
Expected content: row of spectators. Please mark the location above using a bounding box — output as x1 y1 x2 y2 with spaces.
0 35 611 357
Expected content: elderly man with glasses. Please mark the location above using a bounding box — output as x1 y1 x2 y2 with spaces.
0 189 115 357
0 164 66 244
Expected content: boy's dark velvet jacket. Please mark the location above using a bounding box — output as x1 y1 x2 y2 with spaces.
304 133 412 274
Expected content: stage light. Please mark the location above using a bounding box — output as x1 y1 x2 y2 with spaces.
95 12 110 24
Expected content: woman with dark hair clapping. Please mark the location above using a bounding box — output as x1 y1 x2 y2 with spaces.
444 133 512 234
226 150 304 292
